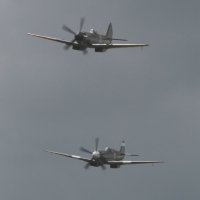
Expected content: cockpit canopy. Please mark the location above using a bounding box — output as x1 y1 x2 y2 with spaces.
105 147 111 152
90 29 98 34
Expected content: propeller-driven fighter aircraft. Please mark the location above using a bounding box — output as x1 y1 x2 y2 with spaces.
45 138 163 170
28 18 149 54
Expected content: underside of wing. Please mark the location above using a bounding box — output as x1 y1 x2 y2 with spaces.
108 160 164 165
44 150 90 162
90 44 149 49
27 33 78 46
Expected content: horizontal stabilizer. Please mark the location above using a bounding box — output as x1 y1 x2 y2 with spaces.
121 153 139 156
107 38 127 41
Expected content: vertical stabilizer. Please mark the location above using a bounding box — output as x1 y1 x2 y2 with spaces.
106 23 113 39
119 140 125 154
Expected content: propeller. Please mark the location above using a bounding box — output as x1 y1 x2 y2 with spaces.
79 17 85 32
63 39 75 51
84 162 90 170
80 138 106 170
62 17 87 53
62 24 76 35
95 137 99 151
83 49 88 55
80 147 92 154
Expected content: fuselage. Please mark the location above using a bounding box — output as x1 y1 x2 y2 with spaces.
97 147 124 163
74 29 111 50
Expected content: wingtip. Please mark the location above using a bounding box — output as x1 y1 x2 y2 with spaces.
156 161 164 164
27 33 35 36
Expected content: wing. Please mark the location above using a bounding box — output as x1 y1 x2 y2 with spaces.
45 150 90 162
108 160 163 165
27 33 78 46
90 44 149 49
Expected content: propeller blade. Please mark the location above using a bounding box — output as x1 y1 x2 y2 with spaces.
63 45 70 51
82 49 88 55
95 137 99 151
71 39 76 43
80 147 92 154
101 164 106 170
84 162 90 170
62 25 76 35
63 39 75 51
98 159 106 170
80 17 85 32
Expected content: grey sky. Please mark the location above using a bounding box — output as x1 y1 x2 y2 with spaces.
1 0 200 200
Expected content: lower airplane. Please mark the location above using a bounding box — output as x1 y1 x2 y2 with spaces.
45 138 163 170
28 18 149 54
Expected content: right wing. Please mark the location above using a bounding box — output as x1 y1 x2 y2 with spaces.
108 160 164 165
27 33 78 46
44 150 90 163
90 43 149 49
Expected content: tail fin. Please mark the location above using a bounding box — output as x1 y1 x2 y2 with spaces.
120 141 139 156
106 23 113 39
119 140 125 155
106 23 127 41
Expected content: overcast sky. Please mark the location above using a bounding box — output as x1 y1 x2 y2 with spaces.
1 0 200 200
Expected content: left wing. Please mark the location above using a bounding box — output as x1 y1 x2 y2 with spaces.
108 160 163 165
27 33 78 46
44 150 90 163
90 44 149 49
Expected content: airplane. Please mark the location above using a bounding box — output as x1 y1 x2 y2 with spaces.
28 18 149 54
45 138 163 170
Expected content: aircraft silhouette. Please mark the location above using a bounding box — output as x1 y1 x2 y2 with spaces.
28 18 149 54
45 138 163 170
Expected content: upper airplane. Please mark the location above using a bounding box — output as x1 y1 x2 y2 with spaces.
45 138 163 170
28 18 149 54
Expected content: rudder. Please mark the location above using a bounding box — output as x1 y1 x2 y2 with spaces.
119 140 125 155
106 23 113 39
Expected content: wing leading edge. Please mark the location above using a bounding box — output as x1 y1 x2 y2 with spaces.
44 150 90 162
27 33 78 46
